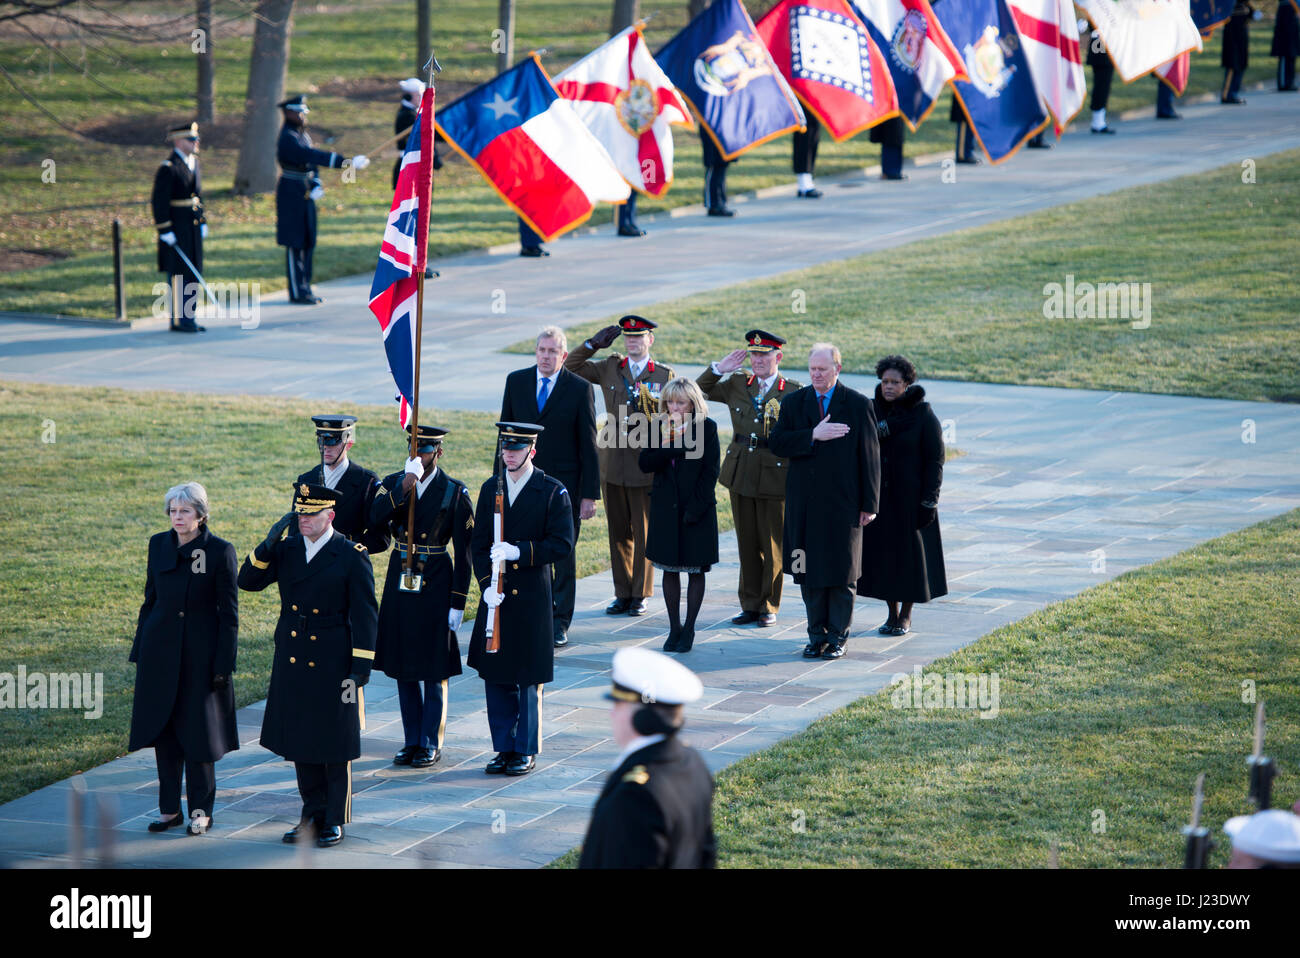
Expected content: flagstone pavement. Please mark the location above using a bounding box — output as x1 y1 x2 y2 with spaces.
1 89 1298 867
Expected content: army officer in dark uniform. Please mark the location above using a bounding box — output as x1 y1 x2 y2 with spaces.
276 94 370 304
294 414 388 554
579 647 715 868
467 423 574 777
237 483 378 848
697 329 800 627
151 122 206 333
370 424 474 768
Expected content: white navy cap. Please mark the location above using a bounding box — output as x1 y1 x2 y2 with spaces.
1223 810 1300 862
606 647 703 706
399 77 426 97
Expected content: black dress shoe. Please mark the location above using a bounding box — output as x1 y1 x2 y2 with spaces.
676 628 695 653
148 813 185 833
317 825 344 847
606 597 631 615
1026 139 1051 148
757 613 777 627
731 610 760 625
282 818 321 844
797 188 822 198
821 642 846 660
955 156 980 164
617 226 647 237
506 754 536 776
663 625 681 652
802 640 827 658
410 747 441 768
888 620 911 637
627 599 649 616
172 323 206 333
424 267 439 278
1090 126 1116 134
1221 96 1246 105
880 172 908 180
485 751 514 774
877 617 898 635
393 745 418 766
706 206 736 217
553 629 569 648
1156 111 1180 120
520 246 550 257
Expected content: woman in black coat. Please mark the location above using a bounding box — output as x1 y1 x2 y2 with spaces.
857 356 947 635
639 378 720 653
129 481 239 834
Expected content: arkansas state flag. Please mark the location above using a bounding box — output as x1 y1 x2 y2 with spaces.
1076 0 1202 82
1006 0 1086 136
936 0 1048 164
555 25 694 197
368 88 434 428
851 0 966 130
655 0 806 160
755 0 900 141
435 55 630 242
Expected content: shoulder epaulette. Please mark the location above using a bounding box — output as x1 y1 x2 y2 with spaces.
622 765 649 785
354 542 366 553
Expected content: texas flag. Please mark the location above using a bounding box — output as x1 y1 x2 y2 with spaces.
755 0 900 141
435 55 630 241
851 0 966 131
368 87 434 429
1076 0 1202 83
554 24 694 197
1005 0 1085 136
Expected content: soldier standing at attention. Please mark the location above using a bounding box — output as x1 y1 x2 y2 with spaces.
275 94 370 304
697 330 801 628
294 414 389 555
237 484 378 848
151 122 206 333
565 315 673 617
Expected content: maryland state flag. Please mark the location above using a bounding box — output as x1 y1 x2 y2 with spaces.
936 0 1048 164
655 0 806 160
755 0 900 141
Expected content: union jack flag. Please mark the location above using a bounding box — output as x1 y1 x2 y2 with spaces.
368 87 434 428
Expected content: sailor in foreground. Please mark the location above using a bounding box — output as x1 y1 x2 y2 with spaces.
467 422 574 776
294 414 388 554
1223 805 1300 868
237 483 378 848
578 647 716 868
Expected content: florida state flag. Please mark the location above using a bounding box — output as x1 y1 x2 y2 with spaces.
755 0 900 141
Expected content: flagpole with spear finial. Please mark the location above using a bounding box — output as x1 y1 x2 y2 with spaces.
400 50 441 594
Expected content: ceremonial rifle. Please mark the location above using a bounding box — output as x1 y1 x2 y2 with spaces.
1182 772 1212 869
1247 701 1275 810
486 436 505 653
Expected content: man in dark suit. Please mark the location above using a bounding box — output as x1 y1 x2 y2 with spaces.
237 483 378 848
151 122 206 333
294 414 389 554
770 343 880 661
467 423 574 776
500 326 600 647
579 647 715 868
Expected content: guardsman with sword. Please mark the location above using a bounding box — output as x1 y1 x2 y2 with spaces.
151 122 207 333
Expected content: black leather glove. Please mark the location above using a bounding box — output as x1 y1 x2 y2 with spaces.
589 324 621 350
347 671 370 689
262 512 295 551
918 506 937 529
211 674 229 691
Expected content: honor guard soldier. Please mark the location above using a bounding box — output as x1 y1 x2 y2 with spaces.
276 94 370 304
697 330 801 627
151 122 207 333
578 647 716 868
237 483 378 848
294 414 389 554
564 315 673 616
370 424 473 768
467 423 574 776
1221 2 1255 104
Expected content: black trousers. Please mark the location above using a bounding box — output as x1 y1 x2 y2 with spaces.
1156 82 1176 116
285 246 314 300
153 716 215 820
1090 58 1114 110
166 272 201 330
881 143 903 178
518 217 543 251
617 194 639 231
701 134 731 210
295 761 351 826
800 582 855 642
551 514 583 633
792 113 820 175
1280 57 1297 90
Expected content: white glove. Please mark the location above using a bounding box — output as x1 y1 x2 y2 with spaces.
309 186 325 201
490 542 521 563
404 456 424 479
159 231 177 246
351 154 370 170
200 223 208 239
482 589 505 609
448 609 464 632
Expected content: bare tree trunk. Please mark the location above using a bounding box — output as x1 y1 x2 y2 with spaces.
233 0 294 196
496 0 515 74
196 0 215 125
688 0 712 17
416 0 431 74
610 0 640 35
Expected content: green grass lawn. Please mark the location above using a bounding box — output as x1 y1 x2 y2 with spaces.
533 149 1300 403
0 0 1289 318
551 507 1300 868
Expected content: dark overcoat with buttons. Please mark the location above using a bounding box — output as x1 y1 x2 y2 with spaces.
370 468 473 682
467 468 574 687
1222 3 1252 71
129 526 239 761
150 150 204 275
638 416 720 570
237 530 377 764
857 384 947 603
293 460 390 554
275 124 343 249
578 736 717 869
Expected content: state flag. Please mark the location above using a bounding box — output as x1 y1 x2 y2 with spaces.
1076 0 1203 82
851 0 967 130
1006 0 1086 136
